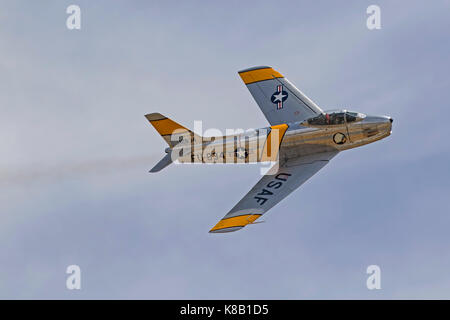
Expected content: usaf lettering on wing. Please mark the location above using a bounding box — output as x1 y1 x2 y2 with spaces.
254 173 291 205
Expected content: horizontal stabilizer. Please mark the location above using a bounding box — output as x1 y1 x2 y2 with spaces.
149 153 173 173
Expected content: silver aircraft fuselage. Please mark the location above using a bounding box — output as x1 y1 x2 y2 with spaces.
175 111 393 164
282 114 393 157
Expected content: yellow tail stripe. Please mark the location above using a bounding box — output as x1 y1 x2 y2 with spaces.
149 118 189 136
239 67 284 85
210 214 262 232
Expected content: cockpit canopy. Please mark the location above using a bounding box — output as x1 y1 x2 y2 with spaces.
304 110 366 126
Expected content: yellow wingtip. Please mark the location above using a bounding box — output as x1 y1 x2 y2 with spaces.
209 214 262 233
238 67 284 85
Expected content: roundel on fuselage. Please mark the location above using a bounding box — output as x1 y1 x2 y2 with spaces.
333 132 347 145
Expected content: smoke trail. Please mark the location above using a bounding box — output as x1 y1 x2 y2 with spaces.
0 154 160 186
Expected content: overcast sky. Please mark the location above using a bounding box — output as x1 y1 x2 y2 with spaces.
0 0 449 299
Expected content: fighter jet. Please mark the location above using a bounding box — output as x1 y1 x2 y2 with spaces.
145 66 392 233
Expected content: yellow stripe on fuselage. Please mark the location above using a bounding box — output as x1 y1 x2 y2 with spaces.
239 67 284 85
260 123 288 162
210 214 262 232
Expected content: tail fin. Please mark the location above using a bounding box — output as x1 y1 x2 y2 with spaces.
145 113 201 148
